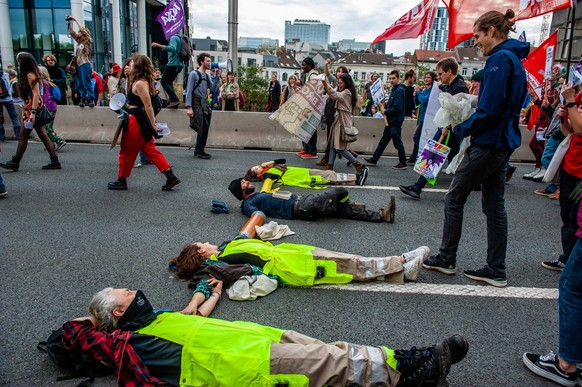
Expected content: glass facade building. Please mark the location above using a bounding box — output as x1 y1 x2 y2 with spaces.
420 7 475 51
238 37 279 50
284 19 330 47
4 0 166 73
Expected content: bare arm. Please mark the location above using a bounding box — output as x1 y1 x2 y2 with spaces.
134 80 156 128
560 84 582 135
181 278 223 316
28 74 41 124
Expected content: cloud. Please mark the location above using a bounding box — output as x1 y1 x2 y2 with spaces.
187 0 543 55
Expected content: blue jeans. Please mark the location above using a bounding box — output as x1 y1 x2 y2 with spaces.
439 145 512 276
415 128 462 190
0 173 5 192
370 125 406 164
328 145 357 166
541 135 561 193
77 63 94 101
559 237 582 363
0 101 21 139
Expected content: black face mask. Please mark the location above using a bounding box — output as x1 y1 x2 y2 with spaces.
116 290 157 331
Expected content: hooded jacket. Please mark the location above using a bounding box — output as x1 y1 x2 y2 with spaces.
454 38 528 150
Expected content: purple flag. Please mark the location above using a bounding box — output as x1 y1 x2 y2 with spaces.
155 0 186 40
518 31 526 43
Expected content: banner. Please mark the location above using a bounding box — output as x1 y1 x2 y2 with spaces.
369 78 386 106
270 80 327 143
155 0 186 40
372 0 439 44
516 0 572 21
443 0 519 48
522 31 558 99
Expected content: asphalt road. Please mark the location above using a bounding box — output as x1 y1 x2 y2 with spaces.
0 140 565 386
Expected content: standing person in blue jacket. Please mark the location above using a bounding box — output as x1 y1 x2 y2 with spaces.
152 33 183 108
365 70 408 169
422 9 528 287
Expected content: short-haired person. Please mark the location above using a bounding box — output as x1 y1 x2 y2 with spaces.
228 177 396 223
151 33 183 108
422 10 528 287
403 69 416 118
365 70 408 169
399 57 469 199
297 57 319 159
67 16 94 108
186 53 219 160
107 54 180 191
61 287 468 385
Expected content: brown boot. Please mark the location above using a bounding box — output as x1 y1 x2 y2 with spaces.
354 161 366 173
324 164 334 171
315 154 329 166
379 196 396 223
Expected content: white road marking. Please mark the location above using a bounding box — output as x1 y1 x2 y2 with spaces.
317 282 558 299
350 185 449 193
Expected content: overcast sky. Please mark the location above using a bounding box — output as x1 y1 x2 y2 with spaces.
189 0 546 55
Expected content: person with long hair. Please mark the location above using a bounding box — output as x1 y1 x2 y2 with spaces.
0 52 61 171
39 66 66 151
169 239 430 290
219 71 239 111
320 73 369 185
279 75 299 107
107 54 180 191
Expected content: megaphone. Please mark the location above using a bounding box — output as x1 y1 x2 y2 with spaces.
109 93 126 111
211 58 233 73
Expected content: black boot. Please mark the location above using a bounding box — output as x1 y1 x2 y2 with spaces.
0 156 21 171
108 177 128 190
42 155 61 170
162 168 181 191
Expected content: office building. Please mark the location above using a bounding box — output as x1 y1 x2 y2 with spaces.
284 19 330 47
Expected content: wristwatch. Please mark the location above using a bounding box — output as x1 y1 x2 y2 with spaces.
565 101 577 108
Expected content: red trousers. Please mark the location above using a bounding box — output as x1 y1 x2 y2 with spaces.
118 115 170 178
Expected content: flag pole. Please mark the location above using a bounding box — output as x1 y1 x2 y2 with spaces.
565 4 576 82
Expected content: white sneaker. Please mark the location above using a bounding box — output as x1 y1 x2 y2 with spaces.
523 167 540 180
403 256 423 281
532 167 547 182
402 246 431 263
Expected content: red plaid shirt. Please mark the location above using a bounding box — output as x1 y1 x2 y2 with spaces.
62 320 170 386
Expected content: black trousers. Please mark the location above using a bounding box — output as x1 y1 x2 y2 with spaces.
294 187 382 222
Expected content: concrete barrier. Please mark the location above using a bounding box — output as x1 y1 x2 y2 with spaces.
1 105 536 162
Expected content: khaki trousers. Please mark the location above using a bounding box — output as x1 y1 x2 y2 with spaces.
270 330 400 386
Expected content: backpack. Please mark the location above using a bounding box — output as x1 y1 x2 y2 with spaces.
49 81 61 101
38 327 114 383
178 35 191 63
0 75 10 99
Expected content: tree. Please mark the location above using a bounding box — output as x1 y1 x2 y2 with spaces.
237 65 269 112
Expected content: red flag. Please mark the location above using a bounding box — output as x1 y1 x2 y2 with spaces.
372 0 439 44
516 0 572 21
443 0 519 48
522 31 558 99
